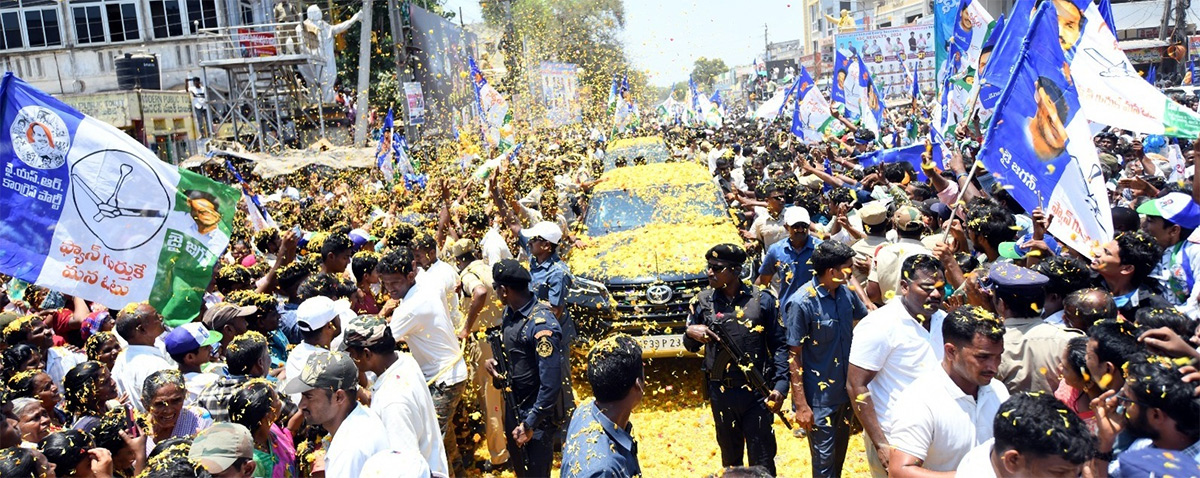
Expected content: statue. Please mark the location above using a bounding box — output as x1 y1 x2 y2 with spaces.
297 5 360 104
825 10 857 32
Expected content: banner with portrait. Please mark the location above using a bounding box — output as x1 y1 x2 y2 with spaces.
537 63 581 128
834 24 937 101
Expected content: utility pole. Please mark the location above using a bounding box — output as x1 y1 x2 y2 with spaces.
352 0 374 146
764 23 770 61
1173 0 1189 44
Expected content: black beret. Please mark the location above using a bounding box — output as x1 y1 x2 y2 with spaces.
492 259 532 286
706 243 747 265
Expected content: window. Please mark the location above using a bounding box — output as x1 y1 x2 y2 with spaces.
840 1 852 12
72 0 139 44
0 0 62 50
184 0 216 32
149 0 183 37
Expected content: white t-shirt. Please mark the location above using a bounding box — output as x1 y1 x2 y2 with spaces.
182 371 220 407
890 367 1010 471
370 353 449 476
327 404 391 478
955 439 998 478
389 282 468 386
111 345 174 413
480 226 513 266
418 260 462 330
848 299 941 437
46 346 85 391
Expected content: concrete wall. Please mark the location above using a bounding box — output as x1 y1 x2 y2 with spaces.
2 40 214 96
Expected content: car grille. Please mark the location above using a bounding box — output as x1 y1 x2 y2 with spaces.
605 278 707 333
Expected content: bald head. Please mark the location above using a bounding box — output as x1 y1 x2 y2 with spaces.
115 303 164 345
1064 288 1116 330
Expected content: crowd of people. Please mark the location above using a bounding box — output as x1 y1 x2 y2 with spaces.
3 90 1200 478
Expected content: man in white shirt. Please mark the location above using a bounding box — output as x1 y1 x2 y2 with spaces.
378 247 469 474
413 232 462 330
284 296 350 402
847 254 945 478
285 351 389 478
343 314 449 476
955 392 1096 478
888 305 1010 476
111 303 171 413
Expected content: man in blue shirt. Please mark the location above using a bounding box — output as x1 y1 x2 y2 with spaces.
560 334 643 478
757 206 822 305
785 241 869 478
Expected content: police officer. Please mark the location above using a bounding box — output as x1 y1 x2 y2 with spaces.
484 259 566 478
684 244 789 476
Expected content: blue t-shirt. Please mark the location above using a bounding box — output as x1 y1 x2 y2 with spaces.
560 400 640 478
759 235 822 304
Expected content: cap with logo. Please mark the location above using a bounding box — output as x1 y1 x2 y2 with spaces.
982 263 1049 298
783 206 811 226
201 303 256 333
163 323 223 356
343 315 390 349
999 233 1062 260
295 296 355 333
188 422 254 474
282 351 359 394
1136 192 1200 229
446 238 476 260
519 221 563 245
349 228 378 247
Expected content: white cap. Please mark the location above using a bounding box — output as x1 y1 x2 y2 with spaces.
783 206 811 226
520 221 563 245
295 296 355 332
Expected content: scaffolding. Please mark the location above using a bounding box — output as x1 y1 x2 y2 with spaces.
195 22 327 153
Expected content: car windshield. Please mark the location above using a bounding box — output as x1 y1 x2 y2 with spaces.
603 141 670 170
585 183 725 236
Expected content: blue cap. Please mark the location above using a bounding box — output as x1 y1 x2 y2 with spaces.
982 263 1049 296
999 233 1061 260
164 323 223 356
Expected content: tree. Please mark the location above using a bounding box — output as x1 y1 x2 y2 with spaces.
690 57 728 91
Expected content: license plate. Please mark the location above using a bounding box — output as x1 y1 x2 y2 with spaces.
633 334 688 357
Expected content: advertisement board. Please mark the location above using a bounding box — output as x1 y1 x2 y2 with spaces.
834 24 936 99
536 62 581 128
403 82 425 126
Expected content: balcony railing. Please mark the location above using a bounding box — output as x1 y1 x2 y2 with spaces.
195 22 314 65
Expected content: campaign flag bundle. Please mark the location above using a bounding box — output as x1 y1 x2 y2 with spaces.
0 73 240 326
977 3 1111 255
855 54 886 134
468 56 514 150
830 49 855 118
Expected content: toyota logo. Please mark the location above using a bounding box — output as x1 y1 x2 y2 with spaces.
645 284 673 305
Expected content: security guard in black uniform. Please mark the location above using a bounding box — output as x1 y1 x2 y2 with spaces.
484 259 565 477
683 244 790 476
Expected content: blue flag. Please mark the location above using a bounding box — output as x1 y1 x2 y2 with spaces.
855 139 948 181
1147 65 1157 85
856 54 886 132
1191 58 1198 86
689 78 702 117
709 90 723 109
977 2 1112 252
831 49 852 107
777 76 801 117
375 107 396 177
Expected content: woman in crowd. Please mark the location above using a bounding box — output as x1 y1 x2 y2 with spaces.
84 332 121 371
0 447 55 478
140 370 210 453
40 429 116 478
8 369 68 427
2 344 43 380
229 380 297 478
64 361 121 433
12 398 52 449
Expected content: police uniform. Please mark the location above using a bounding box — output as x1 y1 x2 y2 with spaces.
985 263 1084 394
683 245 790 476
492 260 567 478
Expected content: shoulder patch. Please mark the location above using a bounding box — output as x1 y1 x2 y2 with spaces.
536 335 554 358
534 329 554 339
534 317 547 324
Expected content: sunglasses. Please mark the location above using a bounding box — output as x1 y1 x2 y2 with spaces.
707 263 737 273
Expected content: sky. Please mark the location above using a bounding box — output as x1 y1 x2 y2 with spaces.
441 0 807 87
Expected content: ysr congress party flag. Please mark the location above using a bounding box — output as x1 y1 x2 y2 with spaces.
0 73 239 325
1067 1 1200 137
977 4 1111 256
789 66 841 142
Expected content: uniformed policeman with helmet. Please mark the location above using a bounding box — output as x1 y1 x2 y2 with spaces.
484 259 566 477
684 244 790 476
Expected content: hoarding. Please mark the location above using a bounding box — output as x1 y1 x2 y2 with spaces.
408 5 477 137
834 24 936 100
536 62 581 128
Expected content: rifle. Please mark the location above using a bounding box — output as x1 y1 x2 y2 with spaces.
486 328 531 472
710 320 794 430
